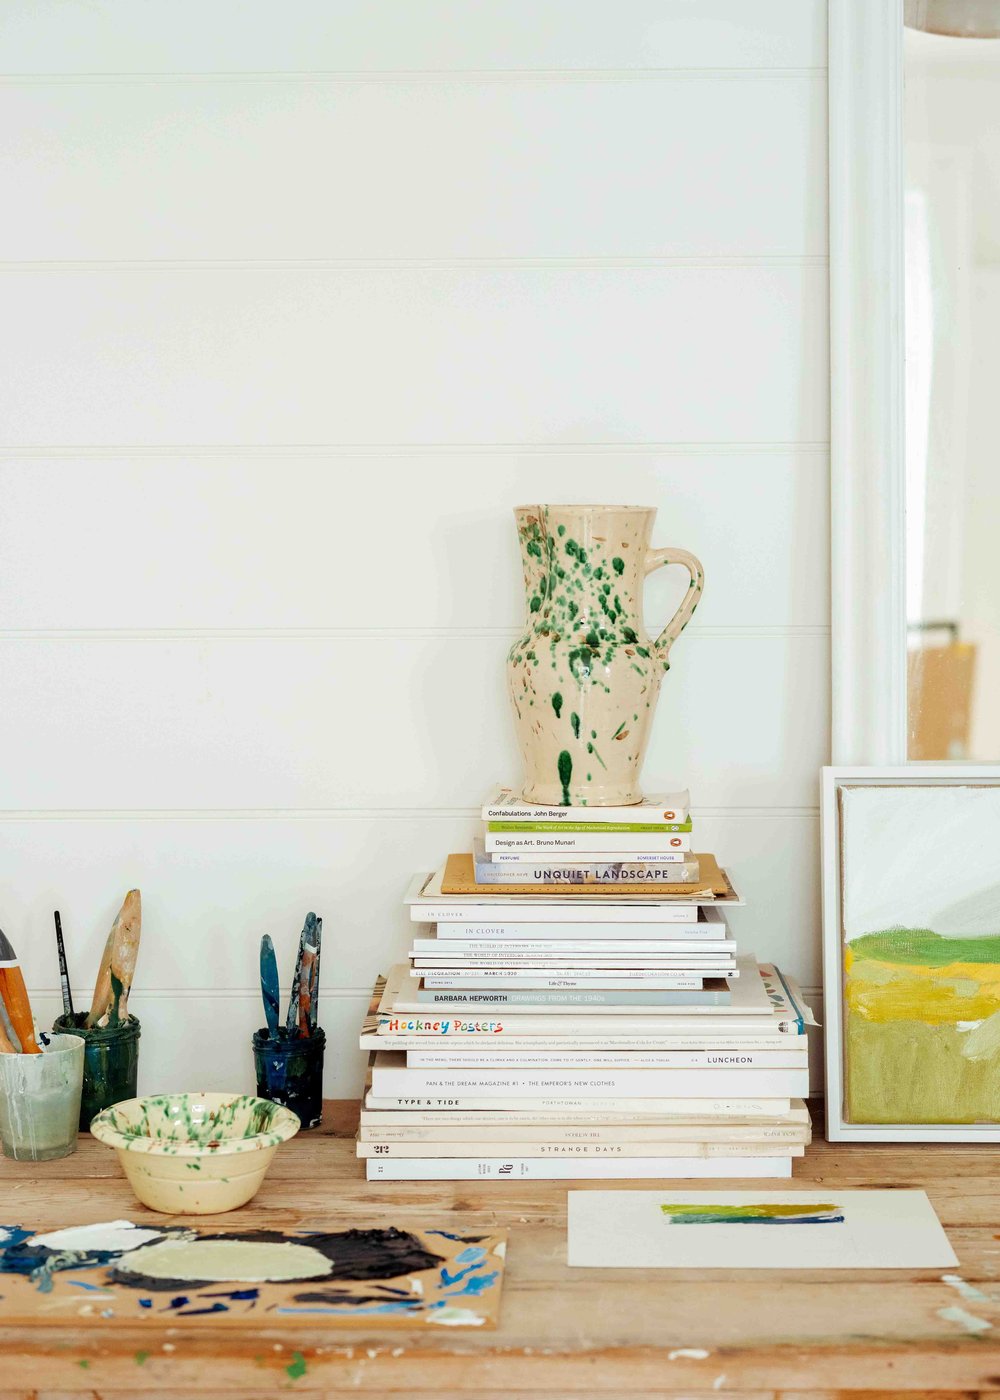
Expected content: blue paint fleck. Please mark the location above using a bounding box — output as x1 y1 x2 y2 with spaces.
448 1269 499 1298
440 1259 483 1287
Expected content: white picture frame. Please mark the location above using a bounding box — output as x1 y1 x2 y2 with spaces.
823 764 1000 1142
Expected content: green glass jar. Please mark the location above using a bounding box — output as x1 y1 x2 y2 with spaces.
52 1013 140 1131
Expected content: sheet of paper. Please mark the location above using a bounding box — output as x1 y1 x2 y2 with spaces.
567 1189 957 1269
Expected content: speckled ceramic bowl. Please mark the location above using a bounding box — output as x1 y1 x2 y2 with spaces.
89 1092 300 1214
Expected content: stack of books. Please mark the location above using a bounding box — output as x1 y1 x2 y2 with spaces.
358 790 815 1181
474 784 699 885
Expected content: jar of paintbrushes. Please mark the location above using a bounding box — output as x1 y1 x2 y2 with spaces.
0 926 84 1160
52 891 143 1131
253 913 325 1129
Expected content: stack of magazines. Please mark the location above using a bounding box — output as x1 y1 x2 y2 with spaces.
357 789 815 1181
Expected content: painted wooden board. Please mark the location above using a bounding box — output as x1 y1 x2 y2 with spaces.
0 1220 507 1330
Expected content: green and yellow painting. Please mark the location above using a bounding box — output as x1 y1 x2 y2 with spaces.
841 784 1000 1125
846 929 1000 1122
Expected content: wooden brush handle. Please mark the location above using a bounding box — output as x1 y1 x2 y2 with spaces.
0 968 41 1054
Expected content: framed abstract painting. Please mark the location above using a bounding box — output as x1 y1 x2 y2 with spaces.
822 767 1000 1141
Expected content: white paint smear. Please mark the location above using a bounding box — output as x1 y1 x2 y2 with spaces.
427 1306 486 1327
29 1221 163 1254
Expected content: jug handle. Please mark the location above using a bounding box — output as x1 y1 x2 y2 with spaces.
644 548 704 665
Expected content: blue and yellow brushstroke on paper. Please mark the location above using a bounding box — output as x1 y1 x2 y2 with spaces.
660 1203 844 1225
846 930 1000 1123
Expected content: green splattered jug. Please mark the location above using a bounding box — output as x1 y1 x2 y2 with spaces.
507 504 704 806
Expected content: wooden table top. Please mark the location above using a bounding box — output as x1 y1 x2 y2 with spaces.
2 1100 1000 1398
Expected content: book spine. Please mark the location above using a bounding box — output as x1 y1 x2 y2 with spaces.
432 921 714 938
364 1095 792 1114
366 1156 792 1180
484 832 692 853
412 907 706 924
410 939 733 955
472 861 700 882
488 820 693 834
406 988 732 1008
484 850 691 865
358 1140 803 1158
370 1066 811 1097
402 1049 807 1069
417 975 712 990
411 956 735 968
360 1122 809 1143
376 1014 795 1036
482 795 689 823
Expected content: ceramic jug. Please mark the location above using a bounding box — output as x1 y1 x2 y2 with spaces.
506 504 704 806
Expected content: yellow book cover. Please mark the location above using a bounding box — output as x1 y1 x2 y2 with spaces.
440 852 730 898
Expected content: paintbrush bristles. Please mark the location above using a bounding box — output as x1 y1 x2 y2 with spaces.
86 889 141 1029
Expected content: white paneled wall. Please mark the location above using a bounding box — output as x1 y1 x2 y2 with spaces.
0 1 829 1094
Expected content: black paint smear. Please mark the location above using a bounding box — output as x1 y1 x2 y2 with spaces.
108 1227 444 1291
427 1230 488 1244
291 1288 423 1308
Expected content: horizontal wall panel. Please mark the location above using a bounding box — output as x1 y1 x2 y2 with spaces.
29 991 371 1099
0 811 822 998
0 452 830 631
0 76 826 261
0 266 829 446
0 3 827 75
0 633 829 810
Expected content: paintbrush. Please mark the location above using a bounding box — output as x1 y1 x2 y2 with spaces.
54 910 74 1019
297 942 318 1036
259 934 281 1036
285 912 315 1035
309 914 322 1031
0 927 42 1054
86 889 141 1029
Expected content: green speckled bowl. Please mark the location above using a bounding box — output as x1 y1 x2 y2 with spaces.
90 1092 300 1215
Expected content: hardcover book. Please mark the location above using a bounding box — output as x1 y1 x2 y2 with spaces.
438 853 729 898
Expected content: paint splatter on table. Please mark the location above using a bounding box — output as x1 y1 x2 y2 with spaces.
2 1100 1000 1397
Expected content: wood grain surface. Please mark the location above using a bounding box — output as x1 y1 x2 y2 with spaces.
2 1101 1000 1397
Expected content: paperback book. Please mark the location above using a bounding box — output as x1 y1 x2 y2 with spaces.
366 1156 794 1181
404 873 743 923
484 832 693 854
411 933 735 955
482 786 690 824
360 1102 806 1125
358 1141 804 1159
369 1051 810 1099
429 907 731 937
